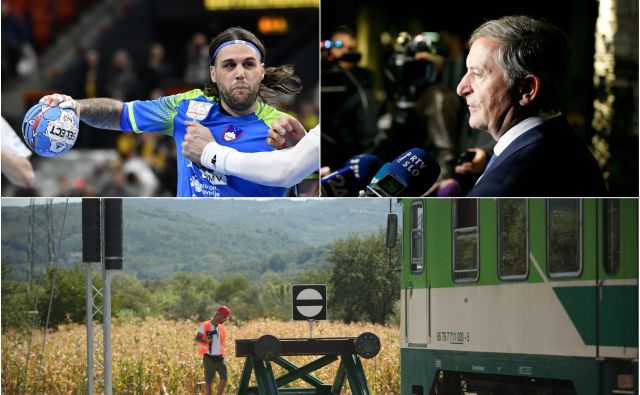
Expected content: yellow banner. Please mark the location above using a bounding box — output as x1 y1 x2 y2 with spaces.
204 0 319 10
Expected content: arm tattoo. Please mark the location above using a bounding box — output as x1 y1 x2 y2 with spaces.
77 98 124 130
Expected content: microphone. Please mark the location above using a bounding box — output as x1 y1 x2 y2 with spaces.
346 154 383 183
363 148 440 197
322 154 382 197
358 163 390 196
321 167 358 197
436 178 463 197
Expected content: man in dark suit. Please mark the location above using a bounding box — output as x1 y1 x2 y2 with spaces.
456 16 607 197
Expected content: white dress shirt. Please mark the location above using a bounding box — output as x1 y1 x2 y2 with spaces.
476 112 562 184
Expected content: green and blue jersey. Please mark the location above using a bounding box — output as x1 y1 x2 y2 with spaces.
119 89 288 197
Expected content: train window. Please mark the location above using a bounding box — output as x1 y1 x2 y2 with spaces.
453 199 479 282
603 199 620 275
547 199 582 277
498 199 528 280
410 202 424 272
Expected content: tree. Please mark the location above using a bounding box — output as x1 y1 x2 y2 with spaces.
293 268 331 285
167 287 212 320
265 253 287 272
39 264 91 327
250 273 292 320
112 273 157 319
1 263 37 330
327 230 401 325
161 272 220 320
215 275 250 303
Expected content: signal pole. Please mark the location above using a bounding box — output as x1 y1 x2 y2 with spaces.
83 199 122 395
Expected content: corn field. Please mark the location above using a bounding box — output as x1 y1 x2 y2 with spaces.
2 318 399 394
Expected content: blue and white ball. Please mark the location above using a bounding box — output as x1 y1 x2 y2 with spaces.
22 103 79 157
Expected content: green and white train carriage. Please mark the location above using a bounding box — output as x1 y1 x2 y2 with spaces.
397 199 637 395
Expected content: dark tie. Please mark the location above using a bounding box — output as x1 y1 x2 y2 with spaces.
484 153 498 174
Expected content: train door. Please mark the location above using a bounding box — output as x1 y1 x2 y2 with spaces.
403 200 429 348
595 199 638 392
597 199 638 359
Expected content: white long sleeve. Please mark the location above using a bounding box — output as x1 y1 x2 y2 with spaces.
201 126 320 187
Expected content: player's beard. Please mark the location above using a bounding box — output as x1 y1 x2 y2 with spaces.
219 84 260 114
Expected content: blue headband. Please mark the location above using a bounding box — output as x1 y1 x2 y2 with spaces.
212 40 262 62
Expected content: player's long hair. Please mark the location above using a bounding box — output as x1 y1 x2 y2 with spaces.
204 27 302 102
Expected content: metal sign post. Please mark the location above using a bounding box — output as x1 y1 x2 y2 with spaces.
293 284 326 342
102 263 112 395
308 319 314 339
83 198 102 394
85 260 95 395
82 198 123 395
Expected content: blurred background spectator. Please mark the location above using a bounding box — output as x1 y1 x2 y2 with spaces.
2 0 319 197
141 42 173 98
183 32 210 87
2 1 38 82
81 49 104 99
321 25 379 170
106 48 137 101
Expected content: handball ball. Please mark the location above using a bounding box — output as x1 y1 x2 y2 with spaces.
22 103 79 157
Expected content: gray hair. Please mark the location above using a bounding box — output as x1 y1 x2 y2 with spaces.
470 16 570 111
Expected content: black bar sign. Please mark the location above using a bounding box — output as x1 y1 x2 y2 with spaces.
81 198 124 270
104 199 123 270
82 199 101 262
292 284 326 321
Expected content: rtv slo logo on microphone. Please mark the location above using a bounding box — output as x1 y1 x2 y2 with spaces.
397 151 429 176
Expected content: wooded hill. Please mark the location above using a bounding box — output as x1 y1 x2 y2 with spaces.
1 199 397 280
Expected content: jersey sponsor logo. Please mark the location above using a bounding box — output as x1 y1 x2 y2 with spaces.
200 168 227 185
188 161 228 185
222 124 245 142
189 175 221 197
186 101 214 121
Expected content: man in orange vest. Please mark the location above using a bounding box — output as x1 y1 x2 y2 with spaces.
195 306 230 395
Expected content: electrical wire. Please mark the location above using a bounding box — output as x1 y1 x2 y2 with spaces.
20 199 69 395
33 198 69 394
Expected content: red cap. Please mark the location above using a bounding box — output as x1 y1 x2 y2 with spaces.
216 305 231 318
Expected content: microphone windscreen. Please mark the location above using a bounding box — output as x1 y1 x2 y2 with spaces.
436 178 462 197
320 167 358 197
368 163 391 188
345 154 383 188
387 148 440 196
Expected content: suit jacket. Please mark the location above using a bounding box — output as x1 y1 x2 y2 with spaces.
467 117 607 197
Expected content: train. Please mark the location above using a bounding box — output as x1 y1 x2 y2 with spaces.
391 199 637 394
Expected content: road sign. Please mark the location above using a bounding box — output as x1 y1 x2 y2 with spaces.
292 284 326 321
